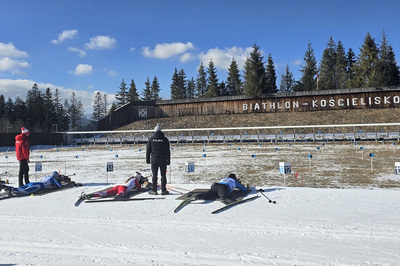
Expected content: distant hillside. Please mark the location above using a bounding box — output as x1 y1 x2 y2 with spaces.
116 108 400 131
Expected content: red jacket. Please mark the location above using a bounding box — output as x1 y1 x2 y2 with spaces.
15 134 30 161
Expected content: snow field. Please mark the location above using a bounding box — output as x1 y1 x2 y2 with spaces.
0 143 399 265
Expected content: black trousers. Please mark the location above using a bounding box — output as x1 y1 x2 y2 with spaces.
18 159 30 187
151 163 167 192
198 183 229 200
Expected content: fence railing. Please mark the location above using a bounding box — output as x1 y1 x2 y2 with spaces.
65 123 400 145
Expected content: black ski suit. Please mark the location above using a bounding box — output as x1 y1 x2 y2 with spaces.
146 131 170 193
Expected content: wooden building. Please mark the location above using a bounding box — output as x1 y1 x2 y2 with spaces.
98 87 400 130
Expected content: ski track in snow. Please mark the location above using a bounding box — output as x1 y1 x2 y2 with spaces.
0 146 400 265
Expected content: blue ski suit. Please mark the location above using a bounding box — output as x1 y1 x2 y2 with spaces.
9 175 62 195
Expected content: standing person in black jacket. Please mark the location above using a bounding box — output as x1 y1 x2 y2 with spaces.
146 124 170 195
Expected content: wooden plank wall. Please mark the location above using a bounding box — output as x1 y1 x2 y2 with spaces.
98 87 400 130
158 90 400 116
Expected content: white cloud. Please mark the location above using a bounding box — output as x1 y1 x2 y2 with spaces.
198 46 254 70
180 53 195 63
142 42 194 59
68 47 86 57
0 79 33 97
73 64 93 76
0 42 28 58
107 70 118 77
0 42 30 75
51 30 78 44
291 59 302 66
129 47 135 52
0 57 30 72
84 36 116 50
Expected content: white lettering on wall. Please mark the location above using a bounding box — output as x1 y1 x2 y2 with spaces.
270 102 275 109
241 94 400 112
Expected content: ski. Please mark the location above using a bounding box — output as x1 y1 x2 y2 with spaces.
85 197 164 203
258 189 276 204
173 199 190 213
211 195 260 214
157 184 181 194
0 192 27 201
74 192 87 207
166 184 191 192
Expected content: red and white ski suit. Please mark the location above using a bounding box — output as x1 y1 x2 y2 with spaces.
94 177 141 197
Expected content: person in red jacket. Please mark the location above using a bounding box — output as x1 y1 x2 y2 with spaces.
15 127 30 187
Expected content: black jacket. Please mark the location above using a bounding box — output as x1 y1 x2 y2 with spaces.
146 132 170 165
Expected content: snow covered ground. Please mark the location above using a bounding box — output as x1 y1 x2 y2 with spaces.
0 143 399 265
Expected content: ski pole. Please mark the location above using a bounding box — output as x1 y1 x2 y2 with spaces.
166 184 191 192
258 189 276 204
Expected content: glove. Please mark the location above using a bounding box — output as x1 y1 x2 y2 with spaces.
146 160 150 164
166 160 170 165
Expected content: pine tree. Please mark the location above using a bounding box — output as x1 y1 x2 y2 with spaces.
68 92 84 131
377 31 400 86
115 79 129 106
385 46 400 85
171 68 187 99
196 62 207 97
351 32 379 88
102 94 109 118
319 37 337 90
280 65 295 92
265 54 278 93
187 77 196 98
178 69 187 99
226 58 242 96
43 88 56 131
151 76 161 100
53 88 65 132
300 42 318 91
141 77 152 100
205 59 219 97
128 79 140 102
92 91 104 121
13 96 27 123
109 102 117 114
335 40 348 90
0 95 5 117
61 99 70 131
243 44 266 97
218 81 228 96
26 83 45 130
5 97 14 123
345 48 357 88
170 68 180 99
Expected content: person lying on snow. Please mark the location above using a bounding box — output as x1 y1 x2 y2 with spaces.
0 171 62 196
186 173 248 205
83 172 148 200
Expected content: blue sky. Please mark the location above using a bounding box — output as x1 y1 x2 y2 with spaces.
1 0 399 114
